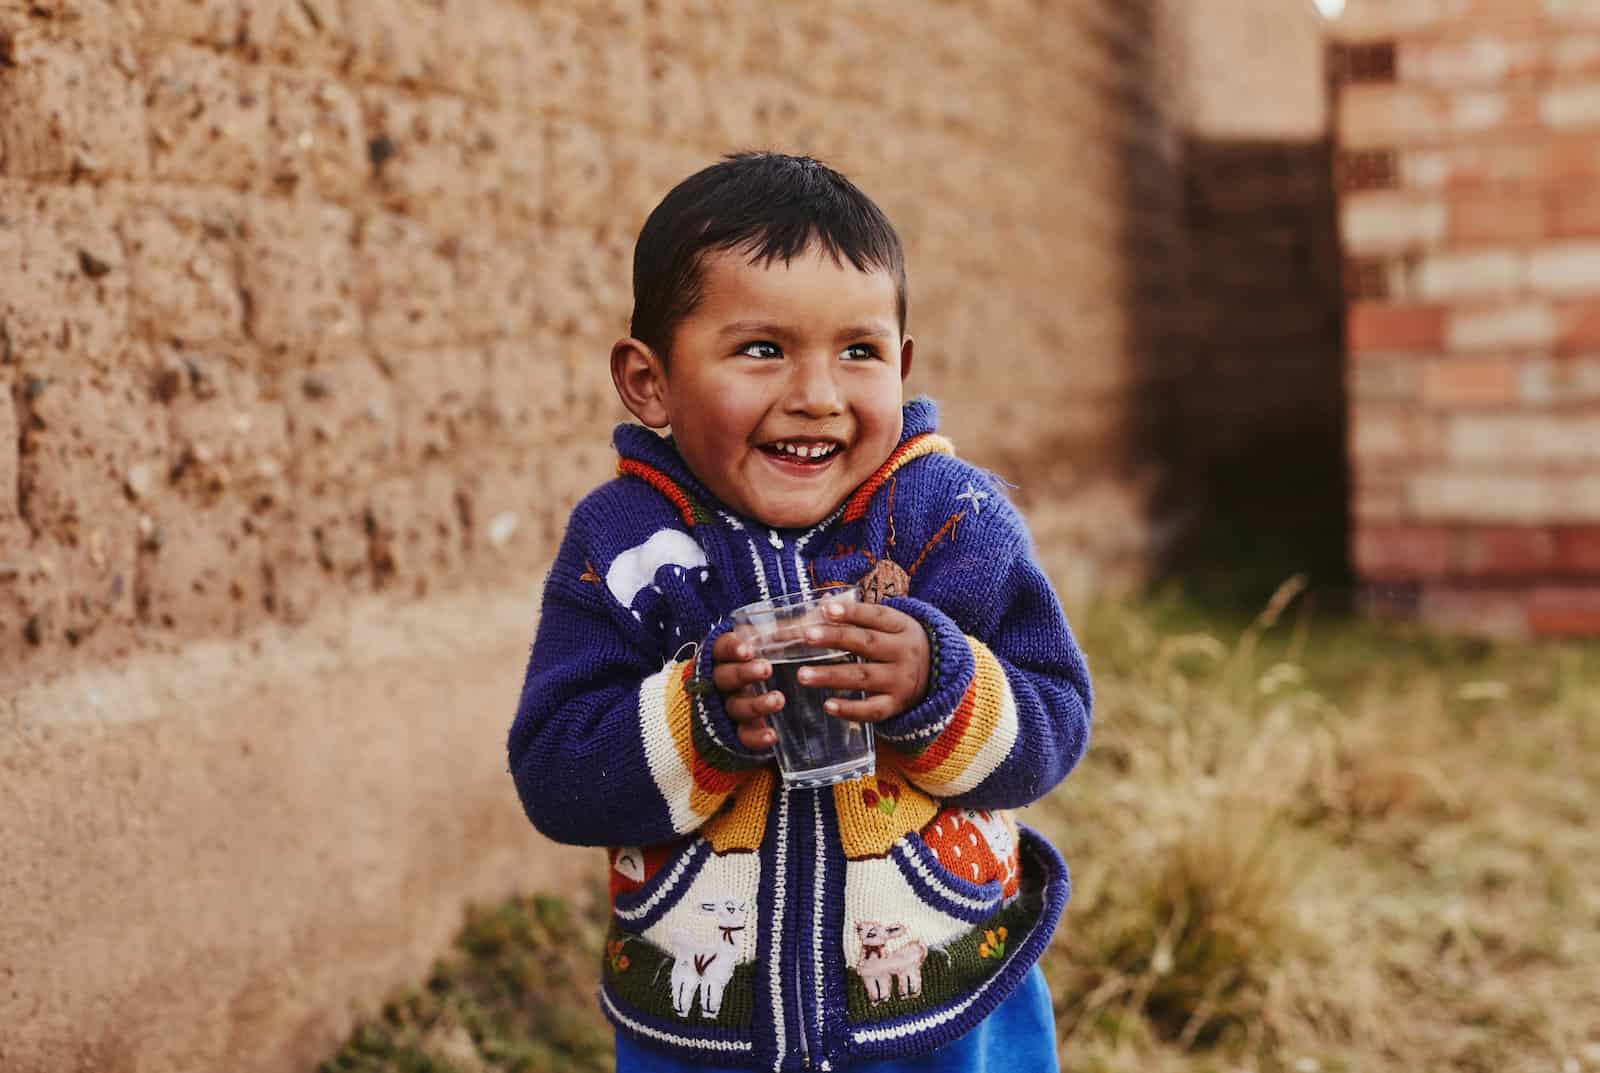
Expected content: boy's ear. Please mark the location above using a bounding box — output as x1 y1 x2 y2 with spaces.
611 336 671 429
898 335 915 383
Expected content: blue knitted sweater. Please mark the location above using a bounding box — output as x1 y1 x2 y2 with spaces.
509 398 1092 1071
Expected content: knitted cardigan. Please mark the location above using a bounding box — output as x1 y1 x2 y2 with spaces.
509 398 1092 1072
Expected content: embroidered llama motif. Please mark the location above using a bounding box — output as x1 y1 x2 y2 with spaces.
850 486 971 604
857 557 910 603
854 921 927 1004
667 899 748 1018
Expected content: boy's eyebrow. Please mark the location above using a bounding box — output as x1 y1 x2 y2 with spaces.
716 319 791 340
715 320 897 342
833 323 896 343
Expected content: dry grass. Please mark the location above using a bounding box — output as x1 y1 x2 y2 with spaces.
321 581 1600 1072
1033 578 1600 1072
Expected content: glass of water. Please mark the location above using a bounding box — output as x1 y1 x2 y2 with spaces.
729 588 876 788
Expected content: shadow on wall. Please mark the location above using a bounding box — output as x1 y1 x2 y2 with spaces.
1106 29 1350 614
1166 133 1350 612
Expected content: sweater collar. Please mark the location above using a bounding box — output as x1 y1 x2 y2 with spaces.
612 396 947 530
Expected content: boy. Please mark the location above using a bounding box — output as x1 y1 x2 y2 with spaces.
509 153 1091 1072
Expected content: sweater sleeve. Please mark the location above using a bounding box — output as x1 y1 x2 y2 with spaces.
873 480 1092 810
507 514 766 847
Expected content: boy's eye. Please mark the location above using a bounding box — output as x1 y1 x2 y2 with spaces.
841 344 879 362
739 341 783 359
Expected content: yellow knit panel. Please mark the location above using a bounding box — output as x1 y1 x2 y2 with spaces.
831 769 940 861
703 767 775 853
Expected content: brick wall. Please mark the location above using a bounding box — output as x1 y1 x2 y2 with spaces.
0 3 1232 1070
1334 0 1600 636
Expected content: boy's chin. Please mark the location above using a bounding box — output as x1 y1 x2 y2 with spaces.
744 497 841 531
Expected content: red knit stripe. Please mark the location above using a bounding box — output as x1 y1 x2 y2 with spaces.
618 459 698 527
902 678 976 774
842 434 953 522
692 752 744 794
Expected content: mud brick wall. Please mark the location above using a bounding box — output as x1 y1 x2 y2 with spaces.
0 0 1199 690
0 3 1231 1071
1334 0 1600 636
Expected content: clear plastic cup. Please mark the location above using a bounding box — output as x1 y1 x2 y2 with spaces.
729 588 875 788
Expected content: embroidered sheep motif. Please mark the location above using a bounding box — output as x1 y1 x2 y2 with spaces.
667 899 747 1018
854 921 927 1004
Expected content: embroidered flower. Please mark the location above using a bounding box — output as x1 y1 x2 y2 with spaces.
861 778 902 817
978 926 1008 960
607 938 631 973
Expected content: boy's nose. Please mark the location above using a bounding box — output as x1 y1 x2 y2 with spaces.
783 355 845 416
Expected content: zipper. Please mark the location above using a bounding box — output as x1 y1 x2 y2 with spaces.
789 785 813 1070
793 950 811 1068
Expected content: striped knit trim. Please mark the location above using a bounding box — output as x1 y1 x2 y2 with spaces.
767 787 790 1070
601 988 755 1054
841 434 956 523
639 662 742 834
894 639 1019 798
617 459 711 527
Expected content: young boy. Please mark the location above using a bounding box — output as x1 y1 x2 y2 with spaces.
509 153 1092 1072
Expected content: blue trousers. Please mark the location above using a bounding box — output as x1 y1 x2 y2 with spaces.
614 964 1059 1072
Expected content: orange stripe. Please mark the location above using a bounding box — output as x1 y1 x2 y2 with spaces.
915 642 1008 789
902 677 976 774
618 459 698 527
664 662 730 818
841 434 955 522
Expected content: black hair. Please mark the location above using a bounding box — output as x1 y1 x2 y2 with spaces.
628 152 907 360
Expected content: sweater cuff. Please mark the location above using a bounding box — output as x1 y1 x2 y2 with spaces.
875 596 976 745
690 618 773 769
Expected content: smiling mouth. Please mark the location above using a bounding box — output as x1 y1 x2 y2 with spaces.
757 439 843 466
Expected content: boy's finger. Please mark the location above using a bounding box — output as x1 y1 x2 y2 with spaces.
801 623 888 659
711 658 771 694
820 694 898 723
725 690 784 723
711 631 754 663
737 720 777 751
794 658 890 693
820 599 907 633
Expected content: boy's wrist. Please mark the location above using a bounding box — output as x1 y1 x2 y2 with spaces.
692 619 776 765
874 596 974 743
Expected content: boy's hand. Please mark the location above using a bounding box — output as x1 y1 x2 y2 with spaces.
710 600 932 749
798 599 930 723
710 632 783 751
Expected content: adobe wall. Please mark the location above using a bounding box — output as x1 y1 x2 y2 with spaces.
1 1 1328 1070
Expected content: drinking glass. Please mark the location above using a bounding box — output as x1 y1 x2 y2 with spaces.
729 588 875 788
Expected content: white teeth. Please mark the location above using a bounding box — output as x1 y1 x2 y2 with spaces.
774 442 836 459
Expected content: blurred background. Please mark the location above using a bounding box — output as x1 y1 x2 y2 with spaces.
1 0 1596 1071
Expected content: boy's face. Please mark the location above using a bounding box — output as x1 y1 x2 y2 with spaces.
618 245 912 530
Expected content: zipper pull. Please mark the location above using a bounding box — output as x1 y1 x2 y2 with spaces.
768 528 784 550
